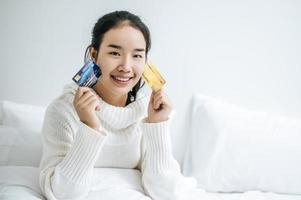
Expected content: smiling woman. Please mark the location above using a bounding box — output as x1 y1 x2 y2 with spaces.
89 24 146 106
38 10 202 200
86 11 151 107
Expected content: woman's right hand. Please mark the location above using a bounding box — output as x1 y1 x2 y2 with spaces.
73 87 101 131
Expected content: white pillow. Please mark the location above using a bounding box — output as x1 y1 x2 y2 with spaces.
0 125 42 166
1 100 46 133
183 94 301 195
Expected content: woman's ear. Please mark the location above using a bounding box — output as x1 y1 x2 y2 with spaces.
89 47 98 62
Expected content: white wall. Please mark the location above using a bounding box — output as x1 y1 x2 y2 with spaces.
1 0 300 164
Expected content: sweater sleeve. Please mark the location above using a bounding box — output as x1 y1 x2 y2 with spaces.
140 119 201 200
39 99 107 200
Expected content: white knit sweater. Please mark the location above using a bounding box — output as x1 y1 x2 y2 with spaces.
39 83 200 200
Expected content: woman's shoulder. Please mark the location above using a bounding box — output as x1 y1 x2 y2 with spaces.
46 82 78 118
42 83 79 138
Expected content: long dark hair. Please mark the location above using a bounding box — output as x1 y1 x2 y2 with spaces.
85 11 151 105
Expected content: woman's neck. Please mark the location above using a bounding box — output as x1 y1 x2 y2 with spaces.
92 83 127 107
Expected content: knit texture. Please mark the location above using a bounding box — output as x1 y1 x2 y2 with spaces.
39 83 200 200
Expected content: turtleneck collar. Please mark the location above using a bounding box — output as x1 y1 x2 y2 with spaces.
63 82 150 129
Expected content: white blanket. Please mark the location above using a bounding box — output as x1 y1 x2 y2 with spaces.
0 166 300 200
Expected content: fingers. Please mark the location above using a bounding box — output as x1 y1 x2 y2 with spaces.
151 89 165 110
74 87 100 110
154 96 164 110
74 87 91 102
88 98 100 109
77 90 96 105
81 95 97 108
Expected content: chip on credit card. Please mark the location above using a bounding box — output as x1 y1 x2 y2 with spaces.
142 63 166 92
72 59 102 88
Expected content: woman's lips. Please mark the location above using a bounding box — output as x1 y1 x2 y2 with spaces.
111 75 134 86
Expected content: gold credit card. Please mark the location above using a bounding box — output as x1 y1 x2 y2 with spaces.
142 63 166 92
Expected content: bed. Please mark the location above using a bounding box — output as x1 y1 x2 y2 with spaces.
1 96 301 200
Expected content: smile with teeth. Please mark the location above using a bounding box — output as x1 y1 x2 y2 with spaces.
111 75 133 83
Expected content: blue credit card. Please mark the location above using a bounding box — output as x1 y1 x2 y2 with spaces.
72 59 102 87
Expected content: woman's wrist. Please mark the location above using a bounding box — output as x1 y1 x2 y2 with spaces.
83 122 103 133
92 125 103 133
146 117 168 123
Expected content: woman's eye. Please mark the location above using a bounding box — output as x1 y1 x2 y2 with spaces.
134 54 143 58
109 52 120 56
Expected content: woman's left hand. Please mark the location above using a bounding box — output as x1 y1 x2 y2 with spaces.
147 89 172 123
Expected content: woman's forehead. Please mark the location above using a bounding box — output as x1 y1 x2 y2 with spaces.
101 25 146 50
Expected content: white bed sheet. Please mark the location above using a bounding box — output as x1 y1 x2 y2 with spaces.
0 166 300 200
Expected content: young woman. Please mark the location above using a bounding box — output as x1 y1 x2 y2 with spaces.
39 10 200 200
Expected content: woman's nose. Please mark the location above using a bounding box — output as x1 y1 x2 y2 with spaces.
118 56 133 72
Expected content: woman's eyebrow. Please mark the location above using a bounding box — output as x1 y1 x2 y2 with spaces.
107 44 145 52
134 48 145 52
108 44 122 49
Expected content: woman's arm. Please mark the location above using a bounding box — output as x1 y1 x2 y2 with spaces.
39 99 106 200
140 119 199 200
139 89 199 199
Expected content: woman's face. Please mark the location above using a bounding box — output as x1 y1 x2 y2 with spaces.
91 24 146 97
